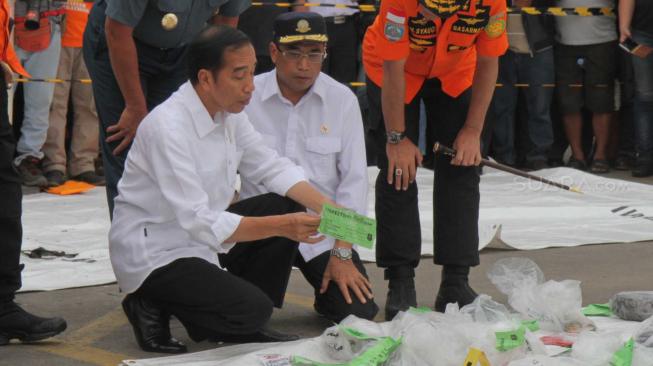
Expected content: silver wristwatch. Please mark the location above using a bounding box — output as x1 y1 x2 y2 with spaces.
330 247 353 261
386 130 406 144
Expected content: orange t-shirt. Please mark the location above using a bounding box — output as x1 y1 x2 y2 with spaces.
62 1 93 48
0 0 28 77
363 0 508 103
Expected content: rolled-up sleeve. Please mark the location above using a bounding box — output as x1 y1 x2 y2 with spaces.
234 115 306 196
105 0 148 27
218 0 251 17
141 124 242 253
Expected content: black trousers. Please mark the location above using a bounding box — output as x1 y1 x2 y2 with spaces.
322 17 359 84
295 250 378 323
83 0 188 218
366 78 480 277
0 79 23 303
135 194 377 341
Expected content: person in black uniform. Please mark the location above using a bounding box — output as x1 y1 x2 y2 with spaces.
83 0 251 218
0 29 67 345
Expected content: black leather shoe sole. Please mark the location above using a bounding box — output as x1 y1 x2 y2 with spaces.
0 320 67 345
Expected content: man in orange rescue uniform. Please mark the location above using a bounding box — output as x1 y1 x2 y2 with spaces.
363 0 507 320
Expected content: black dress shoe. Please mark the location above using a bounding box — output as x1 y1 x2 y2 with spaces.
0 302 67 345
434 282 478 313
385 277 417 321
122 294 187 354
209 326 300 343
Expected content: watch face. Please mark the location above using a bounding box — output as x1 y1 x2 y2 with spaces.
336 248 352 259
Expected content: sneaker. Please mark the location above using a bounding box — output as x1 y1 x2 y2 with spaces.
44 170 66 187
15 157 48 187
71 171 106 186
0 302 67 345
613 155 633 171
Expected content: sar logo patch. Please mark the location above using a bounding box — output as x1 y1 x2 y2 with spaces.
384 8 406 42
484 12 506 38
385 22 404 42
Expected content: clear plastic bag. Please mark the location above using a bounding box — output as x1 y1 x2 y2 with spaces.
508 356 585 366
634 315 653 348
460 294 513 323
487 257 595 333
610 291 653 322
570 331 625 366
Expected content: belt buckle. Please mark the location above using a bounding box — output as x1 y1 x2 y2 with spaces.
333 15 346 24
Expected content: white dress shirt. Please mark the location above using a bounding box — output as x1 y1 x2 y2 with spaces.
241 70 367 262
109 81 306 294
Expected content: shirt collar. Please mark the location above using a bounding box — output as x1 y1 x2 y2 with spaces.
261 69 327 104
179 81 221 139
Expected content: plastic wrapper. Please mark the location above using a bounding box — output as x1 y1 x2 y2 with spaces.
634 315 653 348
610 291 653 322
487 257 595 333
570 331 625 366
508 356 585 366
460 294 513 323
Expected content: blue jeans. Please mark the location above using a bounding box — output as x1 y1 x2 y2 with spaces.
490 48 554 164
631 31 653 161
13 23 61 165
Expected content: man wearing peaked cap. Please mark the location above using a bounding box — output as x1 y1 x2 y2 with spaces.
242 11 378 323
273 12 329 44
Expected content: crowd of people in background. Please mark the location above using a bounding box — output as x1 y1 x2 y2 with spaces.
5 0 653 191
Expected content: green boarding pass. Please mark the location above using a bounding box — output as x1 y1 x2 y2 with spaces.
318 204 376 249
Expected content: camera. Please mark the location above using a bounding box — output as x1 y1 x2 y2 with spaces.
24 0 41 30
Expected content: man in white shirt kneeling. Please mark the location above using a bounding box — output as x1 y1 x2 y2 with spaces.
242 12 378 324
109 24 373 354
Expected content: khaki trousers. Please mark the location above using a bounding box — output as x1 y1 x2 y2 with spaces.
42 46 98 176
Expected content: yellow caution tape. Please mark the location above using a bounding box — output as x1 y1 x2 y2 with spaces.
247 3 615 15
14 78 614 89
463 347 491 366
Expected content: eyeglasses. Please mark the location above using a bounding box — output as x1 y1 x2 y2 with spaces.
279 49 327 64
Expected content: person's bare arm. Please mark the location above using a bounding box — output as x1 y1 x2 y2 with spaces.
382 59 422 191
104 17 147 155
619 0 635 42
224 212 323 243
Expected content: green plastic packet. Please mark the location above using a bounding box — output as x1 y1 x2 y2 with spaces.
495 325 526 352
520 319 540 332
610 338 634 366
291 327 402 366
582 303 613 317
408 306 433 314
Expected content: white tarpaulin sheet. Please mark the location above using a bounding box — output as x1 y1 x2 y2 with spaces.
20 167 653 292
